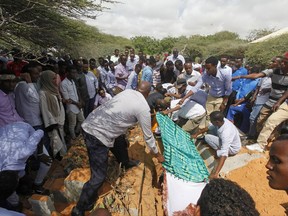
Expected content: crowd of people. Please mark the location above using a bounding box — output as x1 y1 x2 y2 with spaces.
0 46 288 216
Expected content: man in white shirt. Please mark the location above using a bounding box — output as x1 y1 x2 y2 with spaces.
177 62 201 86
192 111 241 179
110 49 120 64
94 89 112 108
72 82 164 216
60 66 85 139
166 48 185 64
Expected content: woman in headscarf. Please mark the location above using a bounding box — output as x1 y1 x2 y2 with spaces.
39 70 66 157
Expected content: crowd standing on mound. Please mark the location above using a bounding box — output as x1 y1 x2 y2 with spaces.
0 47 288 216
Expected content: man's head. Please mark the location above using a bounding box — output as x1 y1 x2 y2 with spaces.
66 65 78 80
196 178 259 216
114 49 119 56
82 59 89 73
205 56 218 76
98 57 105 67
175 78 187 94
269 56 282 69
220 56 229 68
138 81 151 98
120 54 127 66
184 62 193 75
166 60 174 72
172 48 179 58
266 135 288 193
135 64 142 74
175 59 183 72
147 56 156 68
235 58 243 69
0 73 17 93
210 111 224 127
103 60 109 72
155 99 169 111
21 62 41 83
99 89 106 98
89 58 97 69
130 53 135 62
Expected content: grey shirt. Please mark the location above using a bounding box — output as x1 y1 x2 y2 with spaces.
82 90 158 154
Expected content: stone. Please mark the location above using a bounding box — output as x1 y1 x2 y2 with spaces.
28 194 56 216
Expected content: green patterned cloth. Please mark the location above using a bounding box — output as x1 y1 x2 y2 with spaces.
156 113 209 182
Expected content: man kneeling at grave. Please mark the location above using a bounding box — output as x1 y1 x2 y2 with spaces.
192 111 241 179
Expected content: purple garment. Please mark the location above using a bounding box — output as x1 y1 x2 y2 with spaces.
0 90 23 127
115 63 129 90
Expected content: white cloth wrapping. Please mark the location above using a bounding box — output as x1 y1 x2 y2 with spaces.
165 172 207 216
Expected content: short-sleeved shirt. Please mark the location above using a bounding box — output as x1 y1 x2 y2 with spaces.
262 68 288 108
60 78 81 114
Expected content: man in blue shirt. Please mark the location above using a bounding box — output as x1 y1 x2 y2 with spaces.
232 58 248 92
141 56 156 86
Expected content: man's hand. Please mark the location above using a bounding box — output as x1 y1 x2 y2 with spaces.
38 154 52 166
161 110 169 115
154 152 165 163
272 101 281 112
219 102 226 111
178 98 184 105
191 134 198 139
209 172 219 179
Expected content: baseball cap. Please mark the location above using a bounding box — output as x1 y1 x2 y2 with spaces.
175 78 187 89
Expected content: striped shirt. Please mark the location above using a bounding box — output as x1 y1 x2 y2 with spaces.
262 68 288 108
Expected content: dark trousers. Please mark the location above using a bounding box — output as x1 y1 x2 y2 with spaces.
84 96 96 118
76 132 129 211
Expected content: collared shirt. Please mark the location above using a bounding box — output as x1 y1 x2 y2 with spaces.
215 118 241 157
191 69 232 98
60 78 81 114
106 71 117 89
262 68 288 108
178 70 201 84
94 93 112 107
110 55 119 64
82 90 158 154
0 90 23 127
166 54 185 64
14 81 43 126
141 65 153 85
232 67 248 91
126 59 137 72
126 71 138 90
98 66 108 88
84 71 98 99
115 63 129 90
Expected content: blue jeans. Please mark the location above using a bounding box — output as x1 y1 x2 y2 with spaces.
248 104 263 138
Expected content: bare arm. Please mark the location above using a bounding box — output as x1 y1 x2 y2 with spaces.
232 72 265 80
273 90 288 111
209 156 227 179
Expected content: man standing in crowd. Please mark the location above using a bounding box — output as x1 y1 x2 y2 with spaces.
115 54 129 90
71 82 164 216
60 65 85 140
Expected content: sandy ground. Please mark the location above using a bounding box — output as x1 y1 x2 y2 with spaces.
227 156 288 216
